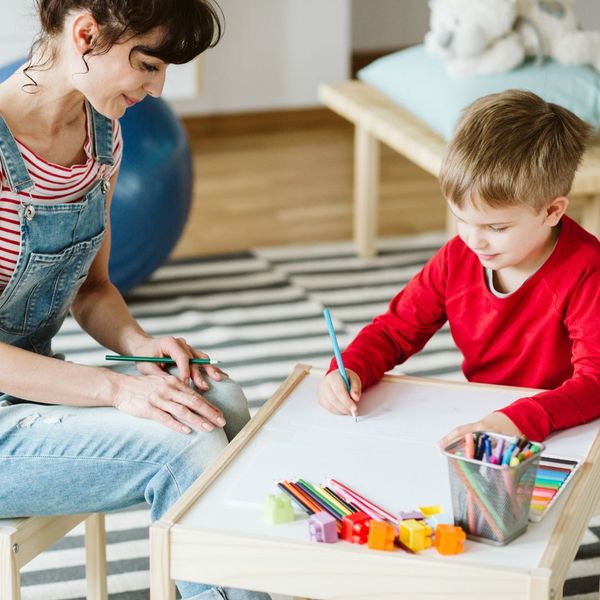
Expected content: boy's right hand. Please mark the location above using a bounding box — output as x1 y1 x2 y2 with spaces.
318 369 362 416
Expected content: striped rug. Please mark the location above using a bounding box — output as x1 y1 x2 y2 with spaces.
20 232 600 599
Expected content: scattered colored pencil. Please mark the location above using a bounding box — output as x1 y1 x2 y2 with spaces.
105 354 220 365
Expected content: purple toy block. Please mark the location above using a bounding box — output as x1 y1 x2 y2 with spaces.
308 511 338 543
399 510 424 521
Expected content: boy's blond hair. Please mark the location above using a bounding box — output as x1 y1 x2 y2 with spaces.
440 89 593 212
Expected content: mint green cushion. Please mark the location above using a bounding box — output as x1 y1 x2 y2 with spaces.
358 44 600 141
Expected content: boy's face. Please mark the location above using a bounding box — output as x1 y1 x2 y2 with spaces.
448 198 562 274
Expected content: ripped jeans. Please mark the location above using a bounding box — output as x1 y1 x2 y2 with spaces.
0 376 271 600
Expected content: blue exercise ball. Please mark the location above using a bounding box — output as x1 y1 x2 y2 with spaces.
0 58 193 293
110 97 192 292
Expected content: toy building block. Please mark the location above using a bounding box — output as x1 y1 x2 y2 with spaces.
434 524 466 555
308 511 338 543
341 511 371 544
399 510 424 521
425 512 453 530
264 493 294 524
367 520 395 551
419 505 443 517
399 519 433 552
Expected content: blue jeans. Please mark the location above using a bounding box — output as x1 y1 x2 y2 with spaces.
0 376 271 600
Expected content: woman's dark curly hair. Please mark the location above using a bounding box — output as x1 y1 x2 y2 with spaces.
25 0 223 85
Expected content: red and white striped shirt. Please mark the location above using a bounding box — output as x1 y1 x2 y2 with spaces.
0 111 123 288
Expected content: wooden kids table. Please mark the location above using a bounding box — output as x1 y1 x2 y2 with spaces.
150 365 600 600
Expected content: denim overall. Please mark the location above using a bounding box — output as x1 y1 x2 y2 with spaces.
0 107 271 600
0 104 111 361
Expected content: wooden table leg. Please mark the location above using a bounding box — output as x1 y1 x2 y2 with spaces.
150 522 176 600
354 125 379 258
85 513 108 600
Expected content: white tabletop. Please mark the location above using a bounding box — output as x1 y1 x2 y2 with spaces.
178 372 598 571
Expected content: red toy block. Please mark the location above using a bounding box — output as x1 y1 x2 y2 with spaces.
341 511 371 544
434 524 466 555
367 520 395 551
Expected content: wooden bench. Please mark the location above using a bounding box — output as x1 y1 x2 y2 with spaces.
319 80 600 257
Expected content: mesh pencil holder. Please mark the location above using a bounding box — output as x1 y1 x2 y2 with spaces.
443 433 544 545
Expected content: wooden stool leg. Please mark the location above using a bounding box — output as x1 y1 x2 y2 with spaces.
85 513 108 600
580 194 600 238
354 125 380 258
0 534 21 600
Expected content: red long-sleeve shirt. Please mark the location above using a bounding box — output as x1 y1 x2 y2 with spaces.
331 216 600 440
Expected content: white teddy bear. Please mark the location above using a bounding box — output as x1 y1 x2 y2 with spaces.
425 0 600 78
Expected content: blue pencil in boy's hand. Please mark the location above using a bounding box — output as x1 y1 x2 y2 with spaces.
323 308 358 422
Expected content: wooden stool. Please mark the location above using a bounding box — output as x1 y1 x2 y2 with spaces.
320 80 600 257
0 513 107 600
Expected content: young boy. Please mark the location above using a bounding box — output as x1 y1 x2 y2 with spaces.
319 89 600 444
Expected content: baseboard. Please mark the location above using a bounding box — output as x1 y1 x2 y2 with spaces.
182 107 350 137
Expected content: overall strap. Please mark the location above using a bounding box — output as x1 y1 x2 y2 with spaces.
0 115 34 193
87 102 114 167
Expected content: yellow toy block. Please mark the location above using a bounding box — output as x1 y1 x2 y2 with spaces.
399 518 433 552
418 505 443 517
367 520 395 551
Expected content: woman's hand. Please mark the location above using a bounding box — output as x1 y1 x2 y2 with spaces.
112 372 226 434
438 411 521 449
128 336 225 391
318 369 362 416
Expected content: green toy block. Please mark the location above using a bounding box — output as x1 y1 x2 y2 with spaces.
264 493 295 524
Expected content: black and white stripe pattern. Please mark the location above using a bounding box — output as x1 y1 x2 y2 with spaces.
21 232 598 599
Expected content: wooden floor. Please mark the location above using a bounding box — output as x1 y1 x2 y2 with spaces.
172 110 445 258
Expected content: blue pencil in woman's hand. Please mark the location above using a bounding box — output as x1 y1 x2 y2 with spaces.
105 355 220 365
323 308 357 422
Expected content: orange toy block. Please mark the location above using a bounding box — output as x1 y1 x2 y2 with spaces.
398 518 433 552
434 524 466 555
367 520 395 551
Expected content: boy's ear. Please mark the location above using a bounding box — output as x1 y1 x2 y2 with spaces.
544 196 569 226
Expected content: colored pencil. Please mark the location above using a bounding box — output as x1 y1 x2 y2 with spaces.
329 478 397 522
324 485 356 513
452 462 506 541
276 483 312 516
293 481 344 522
315 485 353 516
323 308 357 422
280 481 321 515
331 486 384 522
299 479 350 517
105 354 220 365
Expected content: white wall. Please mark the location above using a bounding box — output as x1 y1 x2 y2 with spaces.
352 0 600 51
173 0 351 115
352 0 429 51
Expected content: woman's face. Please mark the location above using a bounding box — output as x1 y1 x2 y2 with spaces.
72 28 168 119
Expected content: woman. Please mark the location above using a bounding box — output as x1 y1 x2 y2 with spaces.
0 1 270 598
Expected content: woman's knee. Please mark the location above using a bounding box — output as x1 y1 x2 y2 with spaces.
202 377 251 440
